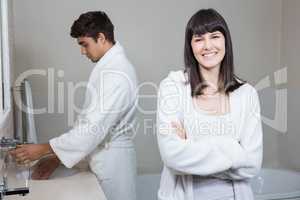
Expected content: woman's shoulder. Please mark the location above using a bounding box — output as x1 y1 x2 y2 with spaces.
160 70 187 85
232 82 258 95
158 70 189 96
231 82 260 106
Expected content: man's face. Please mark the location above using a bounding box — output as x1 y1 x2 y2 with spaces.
77 36 106 63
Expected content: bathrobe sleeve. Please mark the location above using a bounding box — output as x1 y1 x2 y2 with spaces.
213 87 263 180
157 78 262 178
50 67 133 168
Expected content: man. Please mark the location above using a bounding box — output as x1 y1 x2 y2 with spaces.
11 11 138 200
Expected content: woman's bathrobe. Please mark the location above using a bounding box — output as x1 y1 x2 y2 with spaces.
157 71 263 200
49 42 138 200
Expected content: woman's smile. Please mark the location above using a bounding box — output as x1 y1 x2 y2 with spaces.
191 31 226 70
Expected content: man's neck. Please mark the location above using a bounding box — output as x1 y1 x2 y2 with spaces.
103 41 114 54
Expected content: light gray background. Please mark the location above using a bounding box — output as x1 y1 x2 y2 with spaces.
8 0 299 174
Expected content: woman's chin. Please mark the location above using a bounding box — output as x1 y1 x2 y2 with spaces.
199 63 220 70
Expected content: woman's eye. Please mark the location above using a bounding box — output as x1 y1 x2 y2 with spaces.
194 38 203 42
212 35 220 39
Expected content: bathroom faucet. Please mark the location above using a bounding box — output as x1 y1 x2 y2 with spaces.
0 137 29 199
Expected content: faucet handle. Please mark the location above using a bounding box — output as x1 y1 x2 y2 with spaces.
0 137 21 150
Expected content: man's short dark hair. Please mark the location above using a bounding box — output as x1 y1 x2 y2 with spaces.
70 11 115 43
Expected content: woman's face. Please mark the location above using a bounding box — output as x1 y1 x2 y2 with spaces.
191 31 225 71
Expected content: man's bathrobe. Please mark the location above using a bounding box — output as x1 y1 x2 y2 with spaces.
157 71 263 200
49 42 138 200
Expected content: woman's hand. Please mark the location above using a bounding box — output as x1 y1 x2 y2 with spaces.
9 144 53 164
171 122 187 140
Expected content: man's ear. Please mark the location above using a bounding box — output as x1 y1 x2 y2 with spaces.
97 33 106 43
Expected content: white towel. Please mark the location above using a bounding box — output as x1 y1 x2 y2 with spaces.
13 80 37 143
24 80 37 143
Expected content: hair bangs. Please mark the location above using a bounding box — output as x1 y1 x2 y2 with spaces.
191 18 226 37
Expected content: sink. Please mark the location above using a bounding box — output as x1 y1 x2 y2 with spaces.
4 164 107 200
48 165 81 179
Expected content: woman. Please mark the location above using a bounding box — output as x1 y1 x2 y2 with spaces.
157 8 263 200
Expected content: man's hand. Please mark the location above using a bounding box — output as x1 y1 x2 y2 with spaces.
9 144 53 164
171 122 187 140
31 155 60 180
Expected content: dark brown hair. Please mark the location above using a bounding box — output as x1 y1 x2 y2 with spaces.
184 8 244 96
70 11 115 44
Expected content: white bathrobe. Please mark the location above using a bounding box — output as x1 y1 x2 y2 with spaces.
50 42 138 200
157 71 263 200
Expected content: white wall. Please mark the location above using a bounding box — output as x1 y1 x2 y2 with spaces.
277 0 300 170
12 0 283 174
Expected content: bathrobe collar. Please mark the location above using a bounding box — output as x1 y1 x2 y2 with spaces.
95 41 124 68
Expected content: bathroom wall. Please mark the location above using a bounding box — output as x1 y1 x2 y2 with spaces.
11 0 283 174
277 0 300 170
